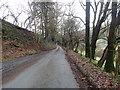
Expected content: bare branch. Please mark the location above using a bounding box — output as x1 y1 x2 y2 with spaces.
97 1 104 23
90 3 95 13
79 0 85 11
63 13 85 25
0 2 8 10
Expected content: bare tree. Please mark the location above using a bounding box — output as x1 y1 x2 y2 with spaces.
90 0 111 59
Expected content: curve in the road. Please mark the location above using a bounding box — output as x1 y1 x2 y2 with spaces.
3 46 79 88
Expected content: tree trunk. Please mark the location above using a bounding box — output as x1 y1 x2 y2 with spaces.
44 3 49 40
98 46 108 67
41 13 44 37
44 14 48 39
91 22 102 59
104 1 117 73
74 42 79 53
85 0 90 58
118 46 120 74
115 46 120 75
91 1 110 59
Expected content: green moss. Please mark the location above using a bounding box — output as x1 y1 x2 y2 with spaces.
111 75 120 86
2 58 14 62
76 53 104 71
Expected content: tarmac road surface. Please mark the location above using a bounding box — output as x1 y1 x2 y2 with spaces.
2 46 79 88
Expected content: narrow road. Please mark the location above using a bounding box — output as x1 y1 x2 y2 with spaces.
3 46 79 88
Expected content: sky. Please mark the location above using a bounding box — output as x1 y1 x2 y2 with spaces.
0 0 29 25
0 0 105 29
0 0 86 25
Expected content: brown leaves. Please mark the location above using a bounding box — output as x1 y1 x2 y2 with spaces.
66 50 120 88
107 82 112 86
